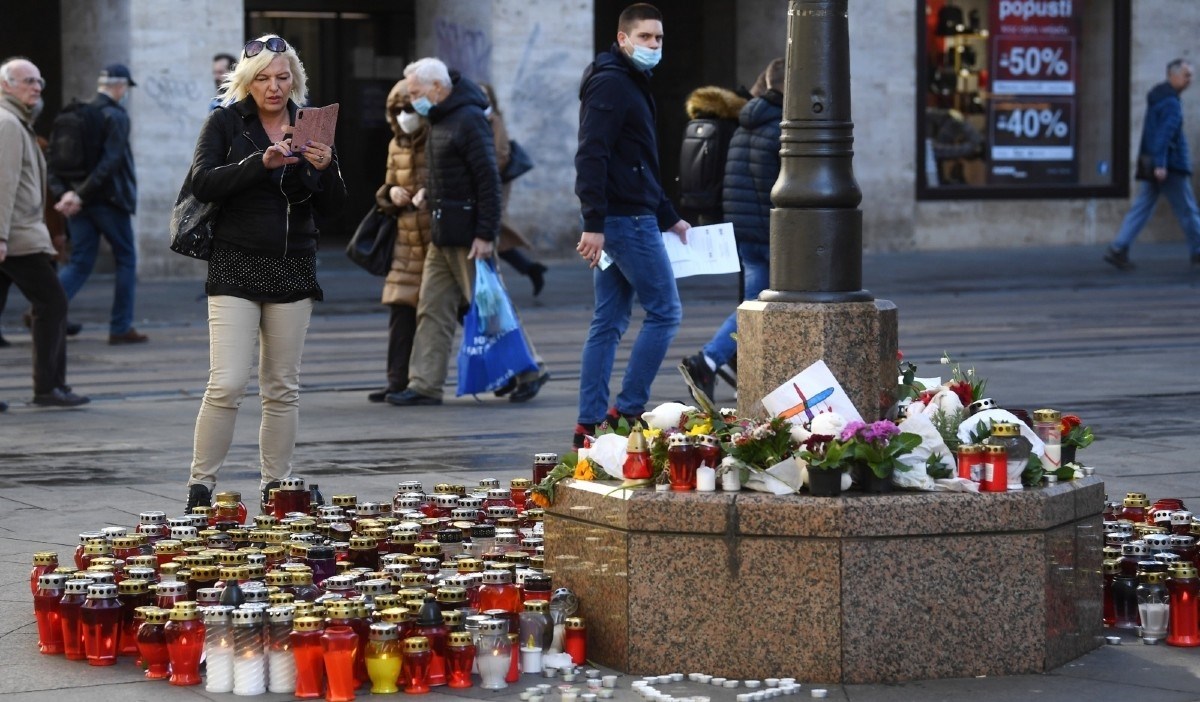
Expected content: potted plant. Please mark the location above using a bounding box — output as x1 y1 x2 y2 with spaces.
1060 414 1093 465
839 419 922 493
798 433 850 497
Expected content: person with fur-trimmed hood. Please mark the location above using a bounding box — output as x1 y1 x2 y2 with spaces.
678 85 746 224
366 78 433 403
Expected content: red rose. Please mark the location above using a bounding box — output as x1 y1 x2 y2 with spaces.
947 380 974 406
1061 414 1082 434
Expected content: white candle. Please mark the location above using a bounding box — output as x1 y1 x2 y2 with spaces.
478 650 510 690
267 648 296 693
521 646 543 674
696 467 716 491
205 651 234 693
233 652 267 695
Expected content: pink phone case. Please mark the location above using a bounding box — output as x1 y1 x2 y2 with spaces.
292 103 339 148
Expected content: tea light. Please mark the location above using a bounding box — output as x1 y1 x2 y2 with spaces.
780 679 796 685
544 667 559 679
522 646 544 674
587 678 603 691
670 673 685 682
655 484 670 492
1105 635 1122 645
765 679 779 688
1082 466 1095 476
737 696 753 702
631 681 649 689
697 675 712 684
811 690 828 699
657 676 672 684
520 692 534 700
752 693 766 702
582 694 597 702
689 674 702 682
724 680 740 689
599 689 615 699
711 678 726 686
537 684 553 693
564 672 578 682
693 697 710 702
1044 475 1058 485
745 680 762 689
602 675 618 688
563 690 579 702
530 696 545 702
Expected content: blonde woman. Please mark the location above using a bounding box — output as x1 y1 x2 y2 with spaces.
183 35 346 511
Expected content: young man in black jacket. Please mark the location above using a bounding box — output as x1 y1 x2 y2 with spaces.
574 3 690 447
388 58 547 407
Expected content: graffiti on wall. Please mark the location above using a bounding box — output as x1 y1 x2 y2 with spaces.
435 17 492 83
141 75 207 132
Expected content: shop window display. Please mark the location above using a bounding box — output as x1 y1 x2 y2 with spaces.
918 0 1130 198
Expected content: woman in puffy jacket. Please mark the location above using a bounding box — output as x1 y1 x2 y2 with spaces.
183 35 346 512
367 78 432 403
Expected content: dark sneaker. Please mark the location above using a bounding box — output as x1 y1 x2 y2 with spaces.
681 352 717 402
186 483 212 513
509 370 551 403
66 322 82 337
1192 253 1200 266
572 423 597 450
386 389 442 406
368 386 403 403
493 377 518 398
31 388 90 407
529 263 548 297
109 328 149 345
1104 247 1135 271
0 400 8 412
0 334 9 348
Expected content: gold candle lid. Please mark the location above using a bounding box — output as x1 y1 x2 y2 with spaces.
403 636 430 653
118 578 150 595
141 607 170 625
565 616 585 629
957 444 983 456
990 422 1020 437
332 495 357 507
449 631 474 646
524 600 549 613
293 616 324 632
1032 409 1061 422
326 600 356 618
511 478 533 489
983 445 1006 455
379 607 411 624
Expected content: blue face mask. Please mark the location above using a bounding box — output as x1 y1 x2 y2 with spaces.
628 44 662 71
412 96 433 116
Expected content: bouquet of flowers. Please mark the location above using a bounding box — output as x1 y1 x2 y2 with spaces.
837 419 921 479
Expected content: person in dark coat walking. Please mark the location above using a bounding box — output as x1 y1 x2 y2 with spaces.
681 58 783 401
388 58 547 407
573 3 691 447
1106 58 1200 271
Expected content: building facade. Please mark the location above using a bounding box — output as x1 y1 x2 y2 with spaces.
5 0 1194 276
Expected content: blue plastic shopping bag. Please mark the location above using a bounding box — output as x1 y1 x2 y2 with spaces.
456 259 538 396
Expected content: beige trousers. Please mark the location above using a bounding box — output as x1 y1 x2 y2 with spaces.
188 295 313 492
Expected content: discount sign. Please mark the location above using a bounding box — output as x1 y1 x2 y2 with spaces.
990 99 1076 182
993 37 1075 95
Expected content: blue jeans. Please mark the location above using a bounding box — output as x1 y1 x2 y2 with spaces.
60 203 138 335
1112 173 1200 254
578 215 682 424
702 241 770 367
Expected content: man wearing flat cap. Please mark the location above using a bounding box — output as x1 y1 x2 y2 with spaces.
48 62 147 345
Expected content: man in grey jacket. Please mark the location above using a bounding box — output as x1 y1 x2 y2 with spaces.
0 57 88 408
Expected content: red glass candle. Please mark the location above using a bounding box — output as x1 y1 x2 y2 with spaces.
446 631 475 688
164 604 205 685
510 478 531 511
211 491 248 526
31 551 58 596
321 624 360 702
1120 493 1149 524
696 435 721 471
274 477 312 518
156 580 189 610
34 573 67 654
506 633 520 683
402 636 433 694
81 583 122 666
59 578 90 660
1102 560 1118 627
533 453 558 485
980 445 1007 493
564 617 586 665
956 444 983 482
1167 565 1200 647
667 434 698 491
74 533 104 570
136 607 171 679
291 617 327 699
117 579 152 656
412 596 449 686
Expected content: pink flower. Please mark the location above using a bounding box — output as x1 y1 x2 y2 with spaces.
839 420 866 441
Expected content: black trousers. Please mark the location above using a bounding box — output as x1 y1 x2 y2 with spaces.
0 253 68 394
386 303 417 392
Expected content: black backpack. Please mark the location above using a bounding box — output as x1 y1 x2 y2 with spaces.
679 118 735 214
46 99 105 182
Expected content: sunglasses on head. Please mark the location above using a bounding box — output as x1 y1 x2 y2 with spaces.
243 37 288 59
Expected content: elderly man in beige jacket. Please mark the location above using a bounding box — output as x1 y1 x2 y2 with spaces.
0 57 88 408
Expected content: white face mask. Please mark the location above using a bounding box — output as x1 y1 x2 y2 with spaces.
398 111 421 134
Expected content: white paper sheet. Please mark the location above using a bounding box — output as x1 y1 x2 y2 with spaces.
661 223 740 278
760 359 864 426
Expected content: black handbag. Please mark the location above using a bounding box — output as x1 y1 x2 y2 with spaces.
501 139 534 183
168 173 218 260
346 206 398 276
1135 153 1157 182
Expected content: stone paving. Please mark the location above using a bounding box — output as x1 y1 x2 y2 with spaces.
2 242 1200 700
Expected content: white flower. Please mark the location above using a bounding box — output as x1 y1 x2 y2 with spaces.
789 422 811 445
966 368 974 376
940 356 950 365
640 402 696 431
720 407 738 417
809 411 847 437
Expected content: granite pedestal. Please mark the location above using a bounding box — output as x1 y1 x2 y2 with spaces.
735 299 898 421
543 478 1104 684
